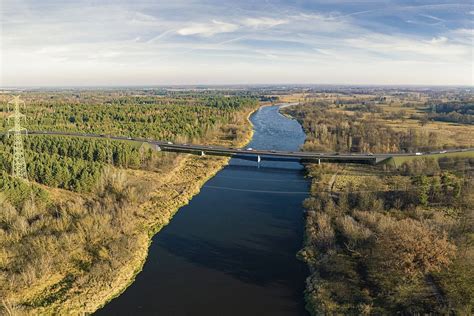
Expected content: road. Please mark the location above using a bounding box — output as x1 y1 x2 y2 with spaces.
4 130 473 164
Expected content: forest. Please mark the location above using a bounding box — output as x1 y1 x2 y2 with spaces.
0 91 257 141
284 95 473 314
0 91 258 192
0 135 147 193
427 102 474 124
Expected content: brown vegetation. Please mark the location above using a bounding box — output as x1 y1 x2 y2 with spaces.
288 93 473 314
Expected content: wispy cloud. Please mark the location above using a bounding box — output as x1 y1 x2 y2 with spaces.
1 0 473 86
345 34 470 61
177 20 239 37
242 17 288 28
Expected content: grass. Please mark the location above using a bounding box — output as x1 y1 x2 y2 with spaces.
333 102 473 148
389 150 474 166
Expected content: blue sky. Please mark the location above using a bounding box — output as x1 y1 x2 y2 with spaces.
1 0 473 86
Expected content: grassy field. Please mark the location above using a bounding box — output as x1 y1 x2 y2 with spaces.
334 104 473 149
389 150 474 166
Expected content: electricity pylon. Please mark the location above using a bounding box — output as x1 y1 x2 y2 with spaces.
7 96 28 181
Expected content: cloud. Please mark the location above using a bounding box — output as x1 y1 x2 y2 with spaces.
418 14 445 23
427 36 448 44
450 28 474 37
345 34 470 61
242 17 288 28
446 28 474 46
1 0 473 86
313 48 333 56
177 20 239 37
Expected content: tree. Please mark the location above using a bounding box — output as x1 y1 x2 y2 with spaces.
412 175 430 205
368 217 456 280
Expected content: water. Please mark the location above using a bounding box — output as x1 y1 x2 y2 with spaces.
97 105 310 315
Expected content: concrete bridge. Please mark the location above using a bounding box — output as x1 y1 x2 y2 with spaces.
18 131 472 165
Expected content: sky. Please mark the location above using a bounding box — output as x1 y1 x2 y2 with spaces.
1 0 473 86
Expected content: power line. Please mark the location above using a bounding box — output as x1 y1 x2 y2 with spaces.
7 96 28 181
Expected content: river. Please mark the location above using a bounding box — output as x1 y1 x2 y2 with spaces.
97 105 310 315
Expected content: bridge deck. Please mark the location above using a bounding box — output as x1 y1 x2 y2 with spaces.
5 131 472 164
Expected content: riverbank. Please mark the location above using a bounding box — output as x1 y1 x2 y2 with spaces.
3 104 259 315
86 156 232 313
282 100 473 314
87 105 259 313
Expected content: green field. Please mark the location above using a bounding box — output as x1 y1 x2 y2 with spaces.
388 150 474 166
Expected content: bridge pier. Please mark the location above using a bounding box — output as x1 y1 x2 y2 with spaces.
318 158 320 165
257 155 261 163
201 151 205 156
155 144 161 151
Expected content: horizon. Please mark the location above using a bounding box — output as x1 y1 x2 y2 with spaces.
1 83 473 90
2 0 473 86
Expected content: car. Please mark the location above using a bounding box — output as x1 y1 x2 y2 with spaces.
368 153 374 156
415 152 422 156
237 148 242 151
270 150 276 153
127 137 132 140
167 141 173 145
247 148 253 151
440 150 447 154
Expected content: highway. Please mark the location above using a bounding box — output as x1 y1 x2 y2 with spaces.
12 130 471 165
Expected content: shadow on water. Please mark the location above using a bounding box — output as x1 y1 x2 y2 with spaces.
156 233 305 290
224 162 306 173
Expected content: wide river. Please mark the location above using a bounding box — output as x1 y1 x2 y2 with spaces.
97 105 310 315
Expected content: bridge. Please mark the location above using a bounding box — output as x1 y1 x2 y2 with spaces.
15 131 472 165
